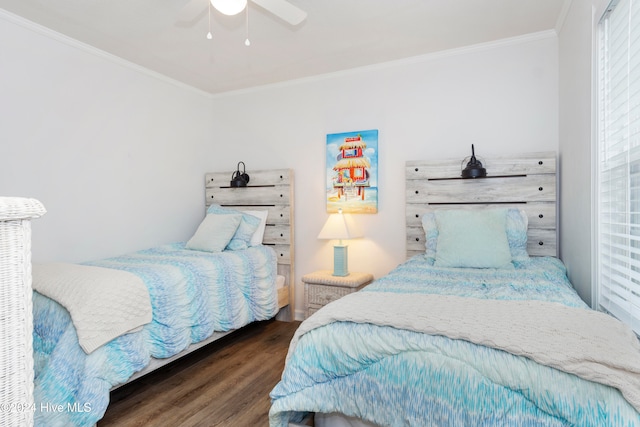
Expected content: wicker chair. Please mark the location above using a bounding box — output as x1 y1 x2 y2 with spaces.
0 197 45 427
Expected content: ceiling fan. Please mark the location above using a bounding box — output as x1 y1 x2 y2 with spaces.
179 0 307 26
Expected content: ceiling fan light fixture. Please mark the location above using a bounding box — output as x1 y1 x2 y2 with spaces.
210 0 247 16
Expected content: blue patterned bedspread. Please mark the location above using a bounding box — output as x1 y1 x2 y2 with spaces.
33 243 278 427
270 255 640 426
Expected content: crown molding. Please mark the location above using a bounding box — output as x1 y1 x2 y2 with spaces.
1 8 557 101
0 9 212 99
213 30 558 98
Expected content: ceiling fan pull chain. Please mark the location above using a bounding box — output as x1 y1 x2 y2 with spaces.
245 4 251 46
206 0 213 39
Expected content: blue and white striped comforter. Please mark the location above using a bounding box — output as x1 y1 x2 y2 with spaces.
270 255 640 426
33 243 278 427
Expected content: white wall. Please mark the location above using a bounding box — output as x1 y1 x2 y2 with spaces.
558 0 606 306
211 33 560 318
1 11 561 320
0 13 217 263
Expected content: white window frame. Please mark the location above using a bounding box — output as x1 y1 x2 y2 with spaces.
595 0 640 335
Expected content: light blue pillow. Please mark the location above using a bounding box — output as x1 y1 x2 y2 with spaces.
185 214 242 253
433 209 513 269
206 204 261 250
422 208 529 263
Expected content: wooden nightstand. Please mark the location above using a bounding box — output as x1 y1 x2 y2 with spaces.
303 270 374 318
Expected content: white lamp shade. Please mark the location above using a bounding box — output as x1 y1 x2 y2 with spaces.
317 211 363 241
211 0 248 16
318 210 362 276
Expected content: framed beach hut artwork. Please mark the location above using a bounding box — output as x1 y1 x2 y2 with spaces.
326 129 378 214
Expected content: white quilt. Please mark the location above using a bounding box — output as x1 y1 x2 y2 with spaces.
33 262 152 354
291 291 640 413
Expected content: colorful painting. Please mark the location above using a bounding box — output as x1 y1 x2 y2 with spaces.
326 129 378 214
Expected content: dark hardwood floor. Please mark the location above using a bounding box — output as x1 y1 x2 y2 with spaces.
99 319 300 427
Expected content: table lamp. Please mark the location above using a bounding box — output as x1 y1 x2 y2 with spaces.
317 209 363 276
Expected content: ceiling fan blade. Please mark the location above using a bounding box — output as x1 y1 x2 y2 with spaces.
250 0 307 25
177 0 207 23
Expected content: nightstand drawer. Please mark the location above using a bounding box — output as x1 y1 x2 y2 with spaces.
307 284 354 306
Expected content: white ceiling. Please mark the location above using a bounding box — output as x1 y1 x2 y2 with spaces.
0 0 569 95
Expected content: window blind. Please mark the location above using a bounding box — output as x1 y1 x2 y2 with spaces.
597 0 640 334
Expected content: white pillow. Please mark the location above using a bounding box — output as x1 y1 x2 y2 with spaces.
242 210 269 246
186 214 242 252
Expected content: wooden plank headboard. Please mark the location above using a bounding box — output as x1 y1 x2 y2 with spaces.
405 152 557 260
204 168 295 321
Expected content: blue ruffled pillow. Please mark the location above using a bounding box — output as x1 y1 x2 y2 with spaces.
422 212 438 263
505 208 529 262
206 204 261 250
421 208 529 266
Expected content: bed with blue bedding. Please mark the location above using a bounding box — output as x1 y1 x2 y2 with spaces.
32 242 279 427
270 254 640 427
29 168 295 427
270 153 640 426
